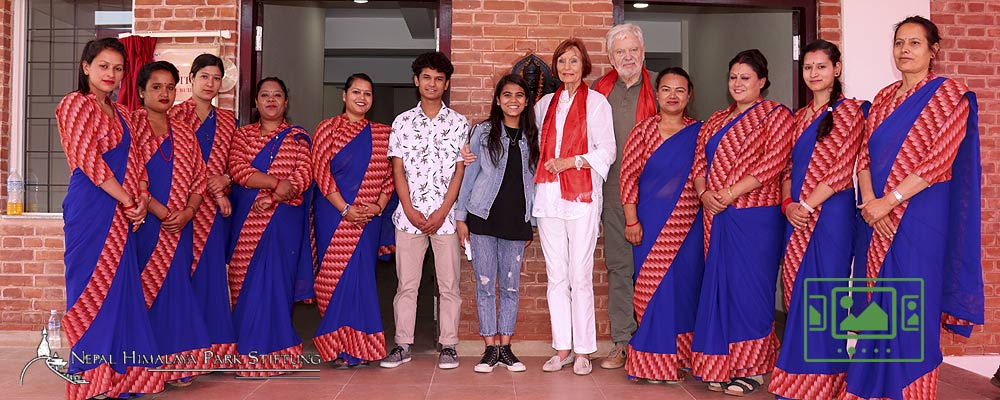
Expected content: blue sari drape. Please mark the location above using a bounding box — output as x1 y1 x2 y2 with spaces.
133 128 212 364
775 101 856 384
190 109 237 352
844 78 983 399
628 122 705 360
228 126 314 356
63 110 160 375
313 123 386 363
692 104 786 373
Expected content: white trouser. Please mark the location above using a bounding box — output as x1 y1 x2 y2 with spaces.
537 203 601 355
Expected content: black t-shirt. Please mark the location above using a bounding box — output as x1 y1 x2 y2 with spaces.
467 126 533 241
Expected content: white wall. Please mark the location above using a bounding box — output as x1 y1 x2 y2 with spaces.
687 12 794 119
326 16 437 50
842 0 931 101
262 4 326 131
627 20 683 54
325 56 417 85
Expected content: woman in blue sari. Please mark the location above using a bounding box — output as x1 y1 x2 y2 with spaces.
768 40 868 400
690 49 794 396
169 53 239 363
312 73 394 368
56 38 162 400
131 60 213 384
619 67 704 384
842 16 982 400
227 77 314 376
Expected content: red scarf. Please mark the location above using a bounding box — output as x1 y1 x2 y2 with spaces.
592 69 656 124
535 83 593 203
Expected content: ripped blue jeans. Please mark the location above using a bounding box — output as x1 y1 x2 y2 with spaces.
469 233 526 337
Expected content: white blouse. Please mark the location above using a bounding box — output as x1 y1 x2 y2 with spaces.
531 88 616 220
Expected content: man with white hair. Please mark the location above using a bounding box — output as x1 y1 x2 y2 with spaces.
591 23 657 370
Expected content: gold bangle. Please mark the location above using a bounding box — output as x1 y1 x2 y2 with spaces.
727 187 734 200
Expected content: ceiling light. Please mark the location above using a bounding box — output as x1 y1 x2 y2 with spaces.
633 2 649 8
354 0 368 3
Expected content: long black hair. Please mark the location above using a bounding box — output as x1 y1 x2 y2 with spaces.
801 39 842 141
77 38 126 94
655 66 695 119
482 74 539 172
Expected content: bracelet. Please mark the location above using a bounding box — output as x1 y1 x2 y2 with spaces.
119 198 139 210
780 198 793 214
140 189 152 198
727 187 735 201
224 174 233 185
374 203 384 215
698 189 707 198
272 179 280 190
626 220 640 228
890 189 904 204
340 204 351 217
799 200 816 214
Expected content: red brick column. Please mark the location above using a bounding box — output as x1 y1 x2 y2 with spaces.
817 0 842 47
0 0 12 206
931 0 1000 356
449 0 615 341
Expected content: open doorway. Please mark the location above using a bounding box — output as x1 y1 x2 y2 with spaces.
619 0 815 119
619 0 817 338
244 0 449 355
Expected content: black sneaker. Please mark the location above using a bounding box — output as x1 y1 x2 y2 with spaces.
379 345 412 368
497 344 526 372
473 345 498 373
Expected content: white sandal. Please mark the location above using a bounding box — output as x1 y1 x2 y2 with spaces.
541 354 574 372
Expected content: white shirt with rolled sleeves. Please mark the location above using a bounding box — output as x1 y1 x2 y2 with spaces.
531 88 617 220
387 102 470 235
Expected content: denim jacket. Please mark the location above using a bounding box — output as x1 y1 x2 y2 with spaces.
455 121 535 224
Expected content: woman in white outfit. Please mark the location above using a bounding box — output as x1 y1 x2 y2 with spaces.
534 38 616 376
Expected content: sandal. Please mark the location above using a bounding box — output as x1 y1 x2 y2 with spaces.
991 366 1000 388
332 357 350 370
707 382 725 392
724 376 763 396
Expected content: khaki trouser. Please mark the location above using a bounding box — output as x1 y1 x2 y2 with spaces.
392 229 462 346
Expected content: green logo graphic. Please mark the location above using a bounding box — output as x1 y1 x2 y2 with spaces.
803 278 924 363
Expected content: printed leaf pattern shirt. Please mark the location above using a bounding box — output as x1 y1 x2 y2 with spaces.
387 102 470 235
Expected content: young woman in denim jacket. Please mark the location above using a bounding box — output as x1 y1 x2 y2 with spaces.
456 74 540 373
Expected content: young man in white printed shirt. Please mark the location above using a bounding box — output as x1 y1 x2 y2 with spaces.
381 51 470 370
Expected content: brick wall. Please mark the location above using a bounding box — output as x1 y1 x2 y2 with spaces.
930 0 1000 356
449 0 615 341
0 218 65 330
133 0 241 110
0 0 12 206
817 0 842 47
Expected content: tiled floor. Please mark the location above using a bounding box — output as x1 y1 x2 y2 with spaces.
6 347 1000 399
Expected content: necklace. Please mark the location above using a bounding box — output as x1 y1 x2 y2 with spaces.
158 127 174 162
197 108 216 147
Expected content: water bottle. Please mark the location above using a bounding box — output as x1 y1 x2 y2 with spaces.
47 310 61 349
6 169 23 215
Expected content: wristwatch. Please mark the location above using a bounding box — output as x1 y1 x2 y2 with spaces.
574 156 584 170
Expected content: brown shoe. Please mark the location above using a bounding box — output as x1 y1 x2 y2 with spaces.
599 342 627 369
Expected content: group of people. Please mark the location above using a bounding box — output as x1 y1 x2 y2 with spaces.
57 14 981 400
